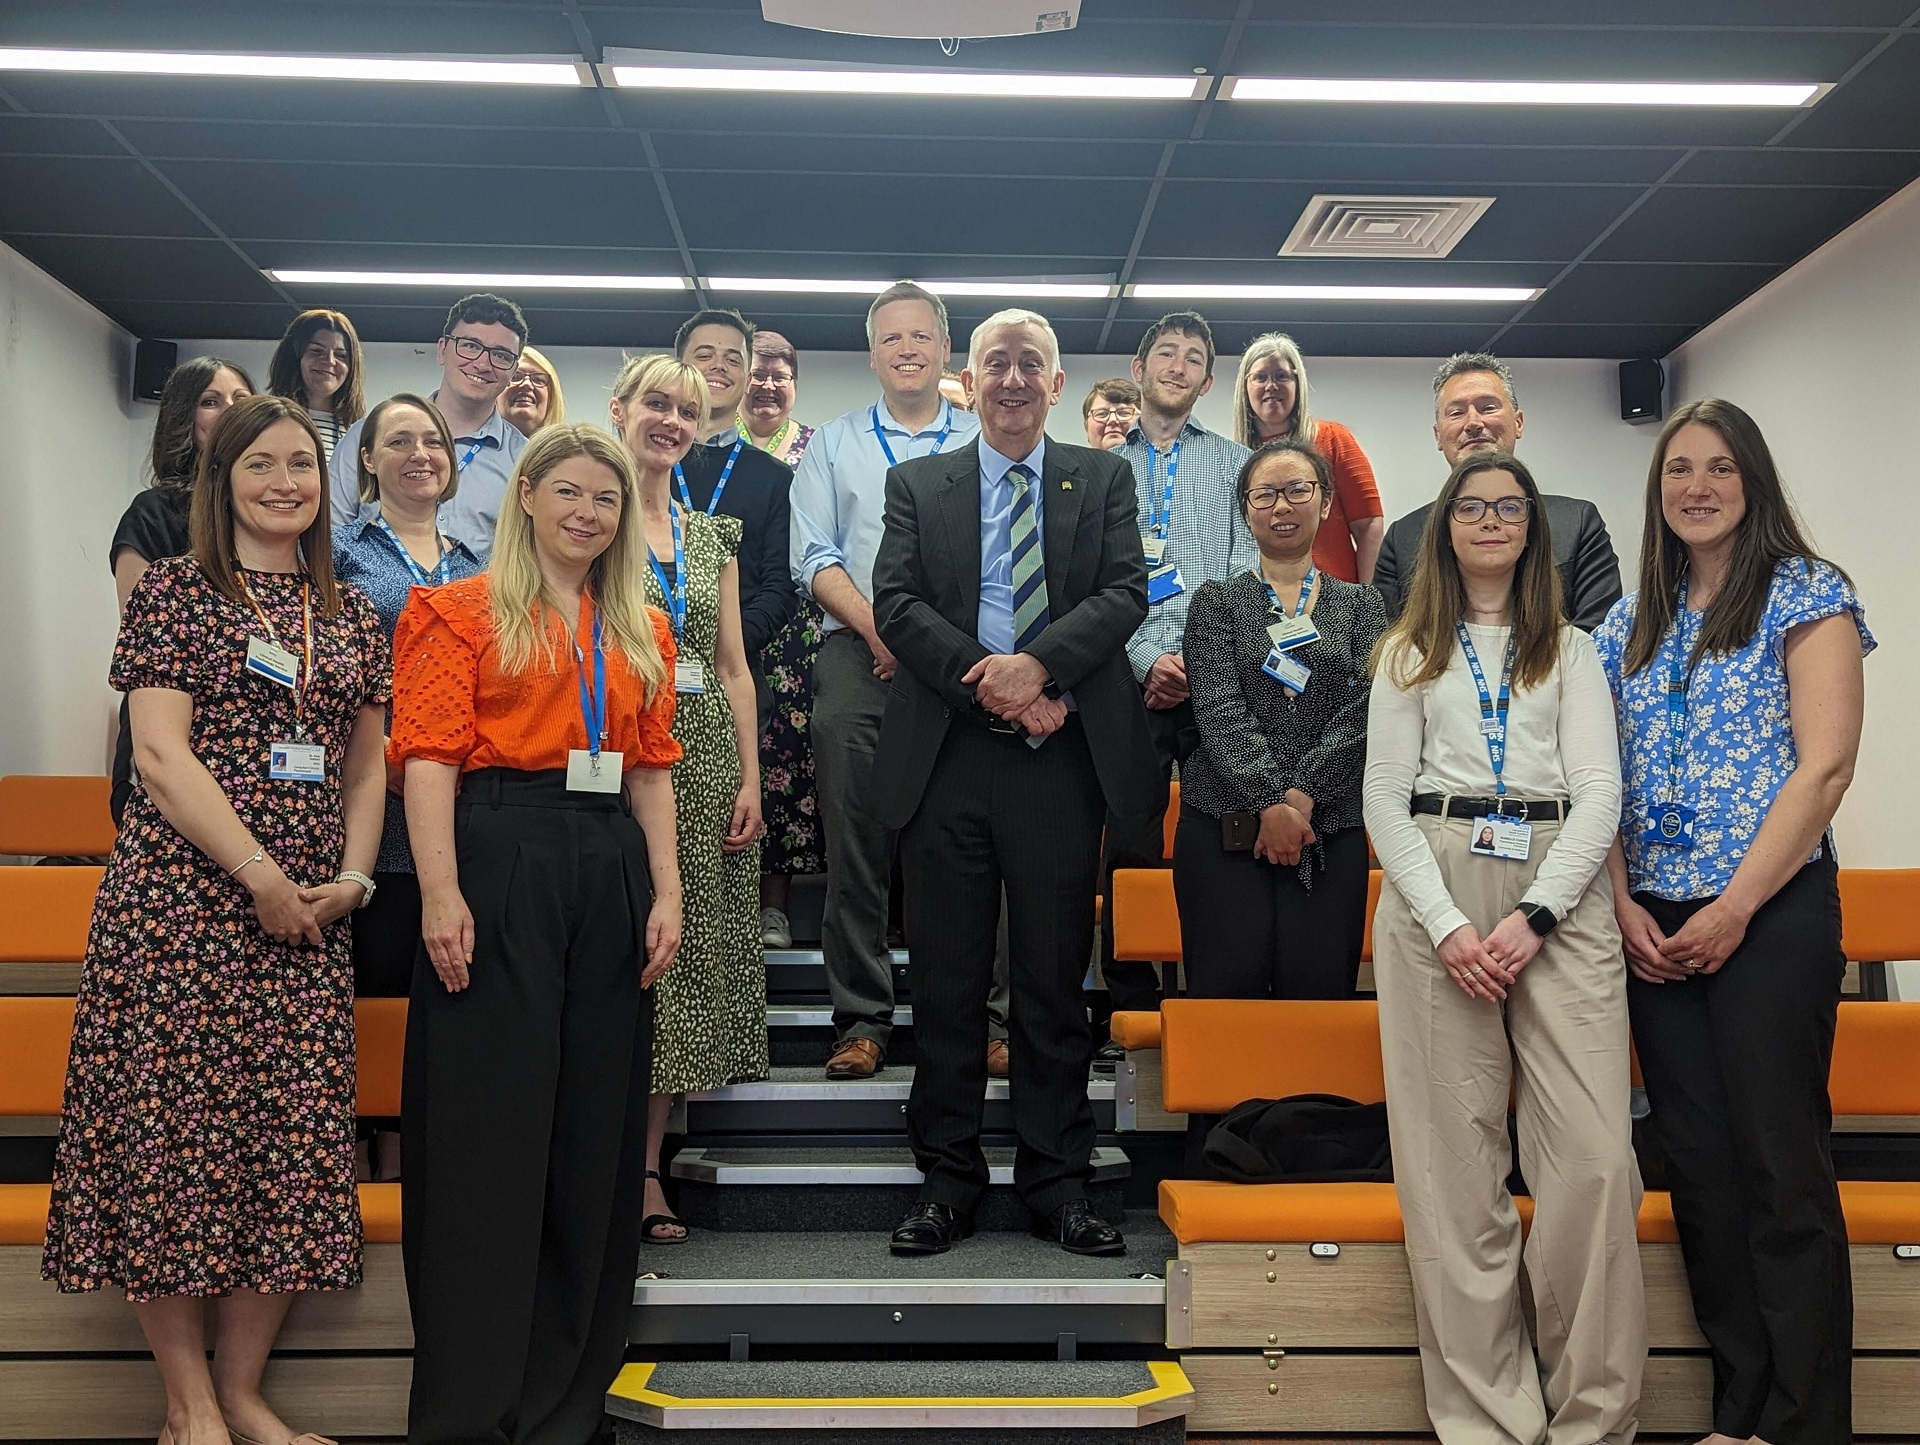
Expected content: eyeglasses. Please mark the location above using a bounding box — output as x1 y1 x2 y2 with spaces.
508 371 550 390
442 334 520 373
1449 495 1532 524
1088 407 1138 424
1246 480 1318 509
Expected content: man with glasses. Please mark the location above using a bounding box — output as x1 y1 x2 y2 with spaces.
1082 378 1140 451
1371 352 1622 630
327 293 529 562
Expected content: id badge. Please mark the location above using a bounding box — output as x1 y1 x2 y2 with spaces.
1266 613 1320 652
245 637 299 688
566 749 624 793
1643 803 1697 849
269 741 325 782
674 658 707 694
1145 563 1185 606
1141 535 1168 567
1261 647 1311 695
1469 814 1532 861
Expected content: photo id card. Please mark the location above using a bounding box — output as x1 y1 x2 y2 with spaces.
674 658 707 695
1469 815 1532 861
1260 647 1311 694
565 748 624 794
245 637 299 689
1642 803 1697 849
1146 563 1186 606
269 741 325 783
1141 536 1168 567
1265 613 1320 652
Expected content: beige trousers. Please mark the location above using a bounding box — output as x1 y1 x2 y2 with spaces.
1374 813 1645 1445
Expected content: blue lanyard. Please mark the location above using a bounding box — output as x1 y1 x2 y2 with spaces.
1662 590 1693 805
647 505 688 640
372 516 452 587
1455 622 1516 804
456 438 486 473
1146 439 1181 538
674 439 743 517
1262 564 1317 620
573 610 607 761
871 403 953 468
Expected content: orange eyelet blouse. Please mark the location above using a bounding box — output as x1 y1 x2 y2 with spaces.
387 575 682 774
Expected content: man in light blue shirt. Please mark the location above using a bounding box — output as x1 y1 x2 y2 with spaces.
327 294 528 562
789 281 1009 1079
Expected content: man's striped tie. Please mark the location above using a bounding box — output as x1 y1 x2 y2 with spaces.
1008 463 1051 653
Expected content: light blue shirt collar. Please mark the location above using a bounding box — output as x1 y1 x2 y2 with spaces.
876 396 960 440
978 434 1046 490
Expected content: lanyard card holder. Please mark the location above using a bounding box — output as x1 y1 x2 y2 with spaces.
1261 646 1310 695
1146 563 1185 606
1644 802 1697 848
1266 613 1320 651
270 741 325 782
566 748 624 793
1470 812 1532 861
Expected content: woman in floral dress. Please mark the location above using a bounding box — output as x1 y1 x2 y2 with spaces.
43 395 389 1445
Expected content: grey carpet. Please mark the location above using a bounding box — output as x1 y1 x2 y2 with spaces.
643 1357 1159 1398
615 1423 1185 1444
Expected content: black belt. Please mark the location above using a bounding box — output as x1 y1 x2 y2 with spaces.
1411 793 1566 822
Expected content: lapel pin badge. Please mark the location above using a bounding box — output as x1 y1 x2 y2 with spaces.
1061 479 1074 490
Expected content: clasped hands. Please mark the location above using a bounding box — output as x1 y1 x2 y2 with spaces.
961 651 1065 736
1437 910 1546 1002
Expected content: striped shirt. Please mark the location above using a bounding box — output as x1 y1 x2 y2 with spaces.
1114 417 1254 683
307 407 343 461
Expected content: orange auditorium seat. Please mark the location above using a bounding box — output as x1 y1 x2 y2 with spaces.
0 775 116 858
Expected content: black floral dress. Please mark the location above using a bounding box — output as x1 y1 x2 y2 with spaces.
758 423 824 875
42 557 390 1300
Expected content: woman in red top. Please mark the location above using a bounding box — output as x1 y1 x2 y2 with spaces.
388 422 683 1444
1232 332 1386 585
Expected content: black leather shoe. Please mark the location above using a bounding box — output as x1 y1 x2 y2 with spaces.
1032 1199 1126 1256
890 1201 974 1256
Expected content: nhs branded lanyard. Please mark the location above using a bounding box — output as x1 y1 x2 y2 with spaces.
456 438 486 473
372 516 453 587
871 404 953 466
647 505 689 640
1263 564 1316 621
674 439 743 517
573 611 608 765
1455 622 1517 812
1145 439 1181 540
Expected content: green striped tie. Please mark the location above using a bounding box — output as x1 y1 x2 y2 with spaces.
1009 463 1050 652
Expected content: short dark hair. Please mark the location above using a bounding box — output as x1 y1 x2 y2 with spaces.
1236 438 1331 507
674 308 755 359
1134 311 1216 375
1083 377 1140 418
444 293 528 346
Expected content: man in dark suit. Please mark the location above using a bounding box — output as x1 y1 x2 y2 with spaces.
870 309 1159 1258
1371 353 1623 631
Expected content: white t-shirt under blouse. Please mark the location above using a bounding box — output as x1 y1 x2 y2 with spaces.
1362 622 1622 947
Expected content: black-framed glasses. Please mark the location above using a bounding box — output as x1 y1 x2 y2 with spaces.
1449 495 1532 524
442 334 520 373
1088 406 1138 424
1246 480 1318 509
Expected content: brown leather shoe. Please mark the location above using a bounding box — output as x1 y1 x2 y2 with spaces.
985 1038 1010 1078
825 1036 884 1079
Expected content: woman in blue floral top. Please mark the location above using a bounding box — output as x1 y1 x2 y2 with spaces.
1595 398 1872 1445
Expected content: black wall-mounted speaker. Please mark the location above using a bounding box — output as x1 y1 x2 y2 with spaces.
133 338 178 403
1619 357 1664 424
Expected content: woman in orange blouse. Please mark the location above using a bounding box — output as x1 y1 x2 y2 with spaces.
1232 331 1386 585
387 422 683 1444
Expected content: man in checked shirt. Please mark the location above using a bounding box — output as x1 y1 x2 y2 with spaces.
1096 312 1255 1043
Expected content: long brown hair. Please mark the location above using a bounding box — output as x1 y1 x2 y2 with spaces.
268 309 366 427
1377 450 1563 691
1622 397 1843 675
189 395 340 616
149 356 255 494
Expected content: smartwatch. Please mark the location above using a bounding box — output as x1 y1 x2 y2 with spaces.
337 870 378 910
1519 902 1558 938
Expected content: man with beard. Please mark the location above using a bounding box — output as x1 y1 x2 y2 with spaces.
1096 312 1253 1035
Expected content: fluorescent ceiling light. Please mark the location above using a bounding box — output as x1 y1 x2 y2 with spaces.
267 270 687 291
608 64 1205 100
1129 283 1540 303
0 47 584 86
706 277 1116 299
1223 76 1822 107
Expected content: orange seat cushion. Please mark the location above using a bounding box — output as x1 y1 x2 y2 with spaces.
1839 869 1920 964
354 999 407 1118
359 1182 402 1243
1161 1179 1407 1244
1110 1010 1162 1052
0 866 103 963
1830 1003 1920 1116
0 1183 52 1245
0 997 78 1116
0 776 116 858
1161 999 1385 1114
1111 869 1180 963
1834 1180 1920 1244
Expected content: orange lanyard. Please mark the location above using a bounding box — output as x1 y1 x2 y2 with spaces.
238 574 314 736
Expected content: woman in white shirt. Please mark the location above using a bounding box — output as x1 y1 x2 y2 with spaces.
1362 451 1642 1445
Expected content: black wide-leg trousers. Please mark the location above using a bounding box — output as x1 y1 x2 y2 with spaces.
402 768 656 1445
900 717 1105 1216
1628 857 1852 1445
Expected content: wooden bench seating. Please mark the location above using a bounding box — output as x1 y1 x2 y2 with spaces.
0 996 412 1439
1155 997 1920 1435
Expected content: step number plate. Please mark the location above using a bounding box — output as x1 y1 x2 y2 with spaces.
1896 1244 1920 1260
1309 1242 1341 1258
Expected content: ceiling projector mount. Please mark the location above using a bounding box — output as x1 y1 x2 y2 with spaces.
761 1 1082 50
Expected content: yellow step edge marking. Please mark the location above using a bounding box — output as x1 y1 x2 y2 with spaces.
609 1360 1191 1411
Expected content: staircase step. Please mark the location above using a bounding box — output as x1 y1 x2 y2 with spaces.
765 1004 917 1067
682 1065 1116 1134
669 1146 1130 1232
763 946 906 1001
607 1359 1191 1440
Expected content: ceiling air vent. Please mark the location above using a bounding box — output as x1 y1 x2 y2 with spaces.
1278 194 1495 259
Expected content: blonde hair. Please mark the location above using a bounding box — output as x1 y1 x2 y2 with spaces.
608 352 710 435
1232 332 1316 448
518 345 566 427
486 423 667 701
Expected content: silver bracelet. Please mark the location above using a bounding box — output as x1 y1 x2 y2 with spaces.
226 846 266 878
336 870 377 909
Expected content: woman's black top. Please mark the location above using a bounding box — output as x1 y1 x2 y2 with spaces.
1179 570 1387 835
108 487 193 825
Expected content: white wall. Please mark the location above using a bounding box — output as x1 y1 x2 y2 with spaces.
1666 176 1920 875
0 241 142 778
